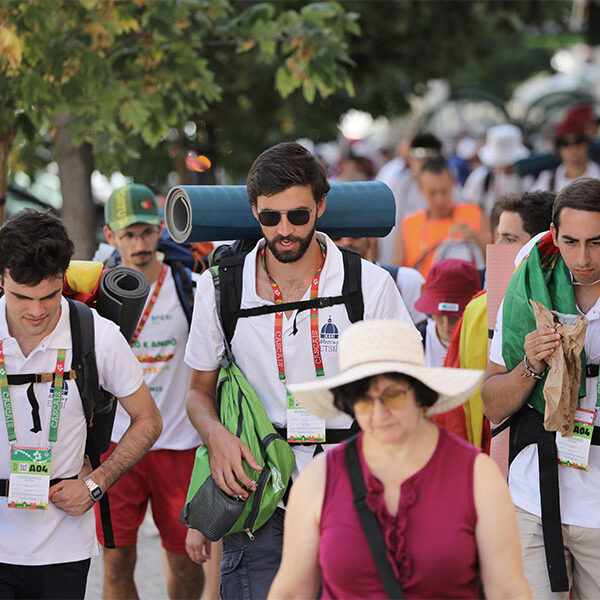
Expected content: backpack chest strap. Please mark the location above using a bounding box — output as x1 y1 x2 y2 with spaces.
7 371 77 385
4 371 77 434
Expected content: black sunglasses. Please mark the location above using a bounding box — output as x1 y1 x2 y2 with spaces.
556 134 589 148
257 207 313 227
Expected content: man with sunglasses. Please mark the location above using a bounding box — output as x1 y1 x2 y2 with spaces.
184 142 414 599
532 112 600 193
100 184 204 600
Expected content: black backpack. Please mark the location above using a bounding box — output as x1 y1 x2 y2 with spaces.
213 246 365 349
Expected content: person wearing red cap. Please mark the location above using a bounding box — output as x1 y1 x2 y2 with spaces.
413 258 482 368
532 108 600 192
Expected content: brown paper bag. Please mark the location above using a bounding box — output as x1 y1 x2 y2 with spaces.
530 300 588 436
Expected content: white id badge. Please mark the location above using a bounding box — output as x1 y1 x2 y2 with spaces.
286 391 326 443
8 446 52 509
556 408 595 471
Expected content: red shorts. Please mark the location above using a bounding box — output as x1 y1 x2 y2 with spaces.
94 443 196 553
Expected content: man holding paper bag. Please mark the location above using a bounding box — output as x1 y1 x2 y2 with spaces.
482 177 600 599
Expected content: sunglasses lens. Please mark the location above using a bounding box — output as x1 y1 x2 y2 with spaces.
352 390 409 415
258 211 281 227
287 209 311 226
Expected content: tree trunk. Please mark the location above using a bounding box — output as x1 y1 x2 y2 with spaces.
53 115 96 259
0 127 15 226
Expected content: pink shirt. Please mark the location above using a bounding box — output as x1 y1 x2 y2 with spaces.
319 428 481 599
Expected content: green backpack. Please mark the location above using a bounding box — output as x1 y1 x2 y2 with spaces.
180 266 295 540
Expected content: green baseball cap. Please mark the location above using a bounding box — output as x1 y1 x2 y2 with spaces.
105 184 161 232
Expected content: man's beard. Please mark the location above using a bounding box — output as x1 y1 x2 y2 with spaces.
264 226 315 263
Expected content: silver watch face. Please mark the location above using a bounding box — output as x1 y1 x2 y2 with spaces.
85 478 103 501
89 486 103 501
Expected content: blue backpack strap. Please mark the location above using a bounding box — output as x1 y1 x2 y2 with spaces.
168 260 195 328
380 263 399 282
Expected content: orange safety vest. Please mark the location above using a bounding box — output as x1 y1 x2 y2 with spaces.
401 204 481 277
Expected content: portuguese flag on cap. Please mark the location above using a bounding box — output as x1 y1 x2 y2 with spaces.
501 231 586 414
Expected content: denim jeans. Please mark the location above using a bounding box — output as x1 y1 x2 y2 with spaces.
220 508 285 600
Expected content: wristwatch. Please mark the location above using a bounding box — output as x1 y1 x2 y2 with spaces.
84 477 104 502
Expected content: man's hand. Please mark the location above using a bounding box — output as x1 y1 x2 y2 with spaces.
207 426 261 499
453 221 477 241
186 528 211 564
524 327 561 373
49 479 94 516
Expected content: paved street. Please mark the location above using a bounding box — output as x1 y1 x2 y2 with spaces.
85 515 167 599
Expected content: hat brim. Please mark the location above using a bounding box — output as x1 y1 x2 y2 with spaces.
478 145 529 168
109 214 162 232
287 361 483 420
414 294 466 316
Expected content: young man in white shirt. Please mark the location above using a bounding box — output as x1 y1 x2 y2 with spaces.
483 177 600 598
184 142 415 599
0 210 161 599
100 185 203 600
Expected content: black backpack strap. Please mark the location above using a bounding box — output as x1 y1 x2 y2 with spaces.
67 298 97 425
483 168 494 193
210 253 247 356
416 320 427 351
340 248 364 323
66 298 116 549
549 167 557 193
344 436 405 599
497 405 569 592
168 261 195 328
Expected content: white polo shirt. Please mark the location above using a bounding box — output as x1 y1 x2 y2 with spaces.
0 297 144 565
185 233 414 474
111 266 201 451
490 297 600 528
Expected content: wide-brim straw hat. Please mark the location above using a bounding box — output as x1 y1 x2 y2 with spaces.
287 320 483 419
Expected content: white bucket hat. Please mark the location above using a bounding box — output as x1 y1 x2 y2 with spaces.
287 320 483 419
478 124 529 168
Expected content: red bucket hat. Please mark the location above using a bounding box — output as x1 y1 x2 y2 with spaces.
414 258 481 316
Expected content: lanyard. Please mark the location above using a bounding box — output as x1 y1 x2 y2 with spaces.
260 244 327 383
0 341 66 444
130 263 168 346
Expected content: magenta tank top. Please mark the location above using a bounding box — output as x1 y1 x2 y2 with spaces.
319 427 480 599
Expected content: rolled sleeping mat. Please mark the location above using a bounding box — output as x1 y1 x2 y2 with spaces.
96 266 151 344
164 181 395 243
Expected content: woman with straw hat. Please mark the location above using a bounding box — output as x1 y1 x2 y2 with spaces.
268 320 530 599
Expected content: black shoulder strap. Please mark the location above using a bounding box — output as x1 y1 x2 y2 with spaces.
483 168 493 193
168 260 194 328
213 253 246 350
66 298 117 549
67 298 98 424
549 167 557 193
416 320 427 351
344 436 405 599
340 247 364 323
